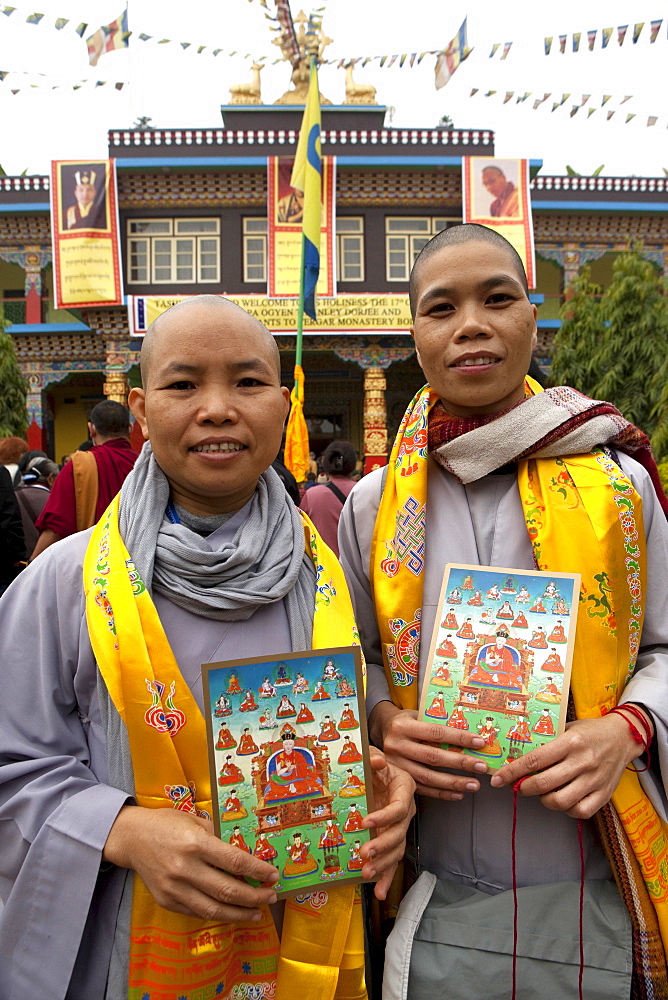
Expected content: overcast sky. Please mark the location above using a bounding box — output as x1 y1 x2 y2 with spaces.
0 0 666 177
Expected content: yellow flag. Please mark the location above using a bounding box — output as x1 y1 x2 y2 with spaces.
284 364 310 483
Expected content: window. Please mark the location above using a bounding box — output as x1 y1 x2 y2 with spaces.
243 218 267 283
385 216 459 281
127 218 220 284
337 217 364 282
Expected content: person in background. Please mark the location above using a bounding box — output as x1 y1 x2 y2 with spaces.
32 400 136 559
15 455 60 553
0 464 26 596
272 456 300 506
300 440 357 557
0 436 29 487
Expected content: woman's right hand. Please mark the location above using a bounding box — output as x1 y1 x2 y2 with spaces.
369 702 489 800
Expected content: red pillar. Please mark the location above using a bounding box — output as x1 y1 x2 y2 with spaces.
25 286 42 325
26 419 46 451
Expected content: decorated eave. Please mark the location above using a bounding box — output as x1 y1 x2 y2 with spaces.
106 123 495 164
2 171 668 213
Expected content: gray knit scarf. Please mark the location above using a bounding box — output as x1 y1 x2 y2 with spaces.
117 442 315 637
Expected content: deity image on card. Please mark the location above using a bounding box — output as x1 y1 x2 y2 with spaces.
418 564 580 771
202 646 374 897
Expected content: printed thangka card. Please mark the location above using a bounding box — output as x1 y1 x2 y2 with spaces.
418 564 580 771
202 646 374 898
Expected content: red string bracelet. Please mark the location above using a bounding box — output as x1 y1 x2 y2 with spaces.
617 704 653 747
609 706 651 772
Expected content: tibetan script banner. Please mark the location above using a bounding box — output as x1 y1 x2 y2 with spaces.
50 159 124 308
267 155 336 300
462 157 536 288
129 294 412 336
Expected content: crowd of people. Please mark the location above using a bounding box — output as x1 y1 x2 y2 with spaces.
1 223 667 1000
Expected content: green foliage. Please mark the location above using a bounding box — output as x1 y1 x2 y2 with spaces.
657 461 668 494
550 250 668 459
549 267 605 390
0 328 27 437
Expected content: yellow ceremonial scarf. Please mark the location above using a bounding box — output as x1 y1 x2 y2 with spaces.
371 382 668 941
84 495 366 1000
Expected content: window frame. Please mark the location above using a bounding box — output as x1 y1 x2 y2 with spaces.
126 217 221 285
384 216 460 282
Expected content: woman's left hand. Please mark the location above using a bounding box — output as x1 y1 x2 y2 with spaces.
490 711 648 819
360 748 416 899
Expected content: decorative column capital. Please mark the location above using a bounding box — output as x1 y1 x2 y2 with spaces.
333 343 415 370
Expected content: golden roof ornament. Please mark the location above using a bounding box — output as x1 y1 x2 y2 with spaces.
343 62 377 105
273 9 332 105
228 61 264 105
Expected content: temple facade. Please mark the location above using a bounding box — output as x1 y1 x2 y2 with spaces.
1 102 667 464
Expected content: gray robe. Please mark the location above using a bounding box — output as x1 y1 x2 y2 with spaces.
0 508 292 1000
338 454 668 891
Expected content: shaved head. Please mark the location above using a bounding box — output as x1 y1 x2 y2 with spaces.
140 295 281 386
409 223 529 317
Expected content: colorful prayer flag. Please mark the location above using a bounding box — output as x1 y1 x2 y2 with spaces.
484 90 497 97
647 116 658 126
25 12 44 24
544 37 553 55
559 35 566 53
54 18 68 29
587 30 597 51
290 59 322 321
607 110 615 120
601 27 613 48
650 20 662 42
587 108 596 118
0 70 7 80
572 32 581 52
1 8 16 16
617 25 628 45
621 95 632 104
633 23 644 43
500 42 512 60
470 88 479 96
503 92 514 104
86 10 128 66
602 95 611 106
516 92 530 103
625 113 635 123
490 42 500 57
434 17 469 90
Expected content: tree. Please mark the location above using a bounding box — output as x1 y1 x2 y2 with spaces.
549 266 605 391
0 327 27 437
549 250 668 457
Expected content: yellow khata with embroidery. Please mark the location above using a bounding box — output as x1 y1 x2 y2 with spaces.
371 381 668 942
84 495 366 1000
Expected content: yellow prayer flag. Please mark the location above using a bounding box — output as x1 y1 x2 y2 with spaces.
284 365 310 483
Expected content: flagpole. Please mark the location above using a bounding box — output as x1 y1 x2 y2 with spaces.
295 220 306 373
294 55 315 378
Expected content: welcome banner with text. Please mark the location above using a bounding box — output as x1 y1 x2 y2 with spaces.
129 293 412 337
